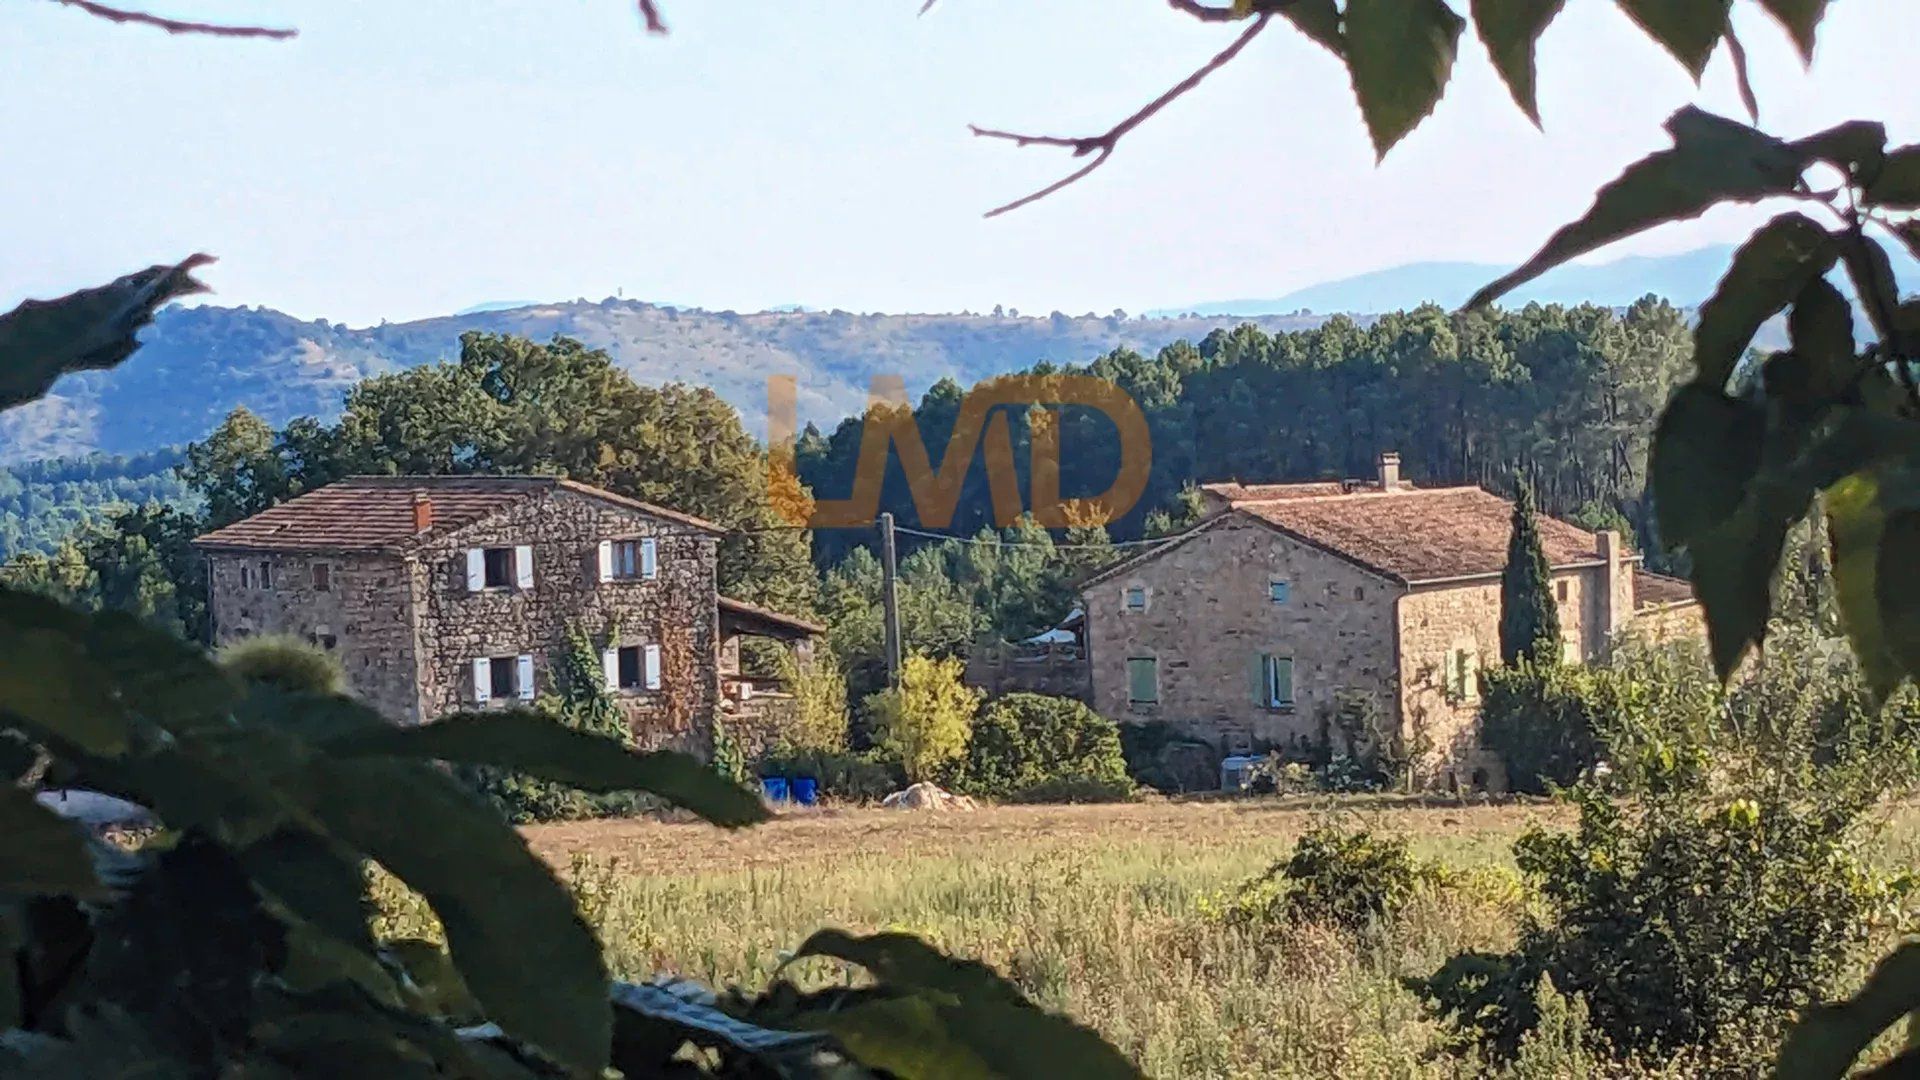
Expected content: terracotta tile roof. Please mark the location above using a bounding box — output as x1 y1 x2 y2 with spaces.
1633 569 1697 609
1201 480 1355 503
192 475 721 553
718 596 824 638
1234 487 1615 584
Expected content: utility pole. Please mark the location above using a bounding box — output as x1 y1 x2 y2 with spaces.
879 512 902 687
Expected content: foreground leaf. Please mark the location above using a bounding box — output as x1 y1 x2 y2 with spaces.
1777 941 1920 1079
1827 472 1903 698
1469 107 1806 307
1756 0 1828 63
1877 505 1920 689
610 980 829 1071
327 710 768 828
1865 145 1920 209
1792 119 1885 183
1342 0 1466 160
0 787 108 899
1649 384 1765 550
306 758 610 1074
0 255 213 411
1471 0 1567 125
1259 0 1342 57
1691 212 1836 388
1614 0 1729 78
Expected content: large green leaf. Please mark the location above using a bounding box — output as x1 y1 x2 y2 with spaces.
326 710 768 828
1468 108 1807 308
1649 384 1766 550
1614 0 1729 78
1471 0 1566 125
785 930 1139 1079
792 994 997 1080
1252 0 1343 57
1756 0 1828 63
1826 472 1904 698
0 787 108 899
1692 213 1836 389
1878 505 1920 689
0 256 213 412
1865 146 1920 209
1779 277 1856 407
242 829 374 952
304 758 609 1074
1792 120 1886 184
1777 941 1920 1079
1342 0 1466 160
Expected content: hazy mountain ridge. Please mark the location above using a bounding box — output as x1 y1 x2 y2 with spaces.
1 301 1332 463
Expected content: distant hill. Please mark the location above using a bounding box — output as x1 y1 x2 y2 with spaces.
1151 245 1920 317
1 301 1331 463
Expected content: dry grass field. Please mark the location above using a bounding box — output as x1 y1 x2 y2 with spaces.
380 797 1920 1078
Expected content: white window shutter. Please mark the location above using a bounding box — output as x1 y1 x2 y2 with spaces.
472 657 492 704
641 538 658 580
643 643 661 690
602 648 619 691
514 545 534 589
597 540 614 583
465 549 485 592
515 654 535 700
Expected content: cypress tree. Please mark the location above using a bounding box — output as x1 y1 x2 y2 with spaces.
1500 482 1563 666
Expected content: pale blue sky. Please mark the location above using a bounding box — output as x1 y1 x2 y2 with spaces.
6 1 1920 325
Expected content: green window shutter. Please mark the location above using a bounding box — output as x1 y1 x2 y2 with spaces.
1252 653 1268 705
1128 658 1157 703
1274 656 1293 706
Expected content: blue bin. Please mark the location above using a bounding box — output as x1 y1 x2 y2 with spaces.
791 777 819 806
761 777 790 803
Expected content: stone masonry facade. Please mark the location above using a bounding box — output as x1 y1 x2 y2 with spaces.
197 477 726 756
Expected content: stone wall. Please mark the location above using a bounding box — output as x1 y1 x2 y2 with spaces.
963 642 1093 702
1079 516 1399 755
408 488 721 754
205 550 420 721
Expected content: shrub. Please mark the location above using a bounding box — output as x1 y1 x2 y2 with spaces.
216 633 346 695
1417 783 1899 1068
864 653 978 782
1002 776 1136 804
958 692 1129 798
756 747 906 802
1117 721 1220 793
1225 825 1427 933
1478 660 1612 795
773 642 851 753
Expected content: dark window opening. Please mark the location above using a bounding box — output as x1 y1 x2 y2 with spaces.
1556 580 1569 601
488 657 517 699
312 562 332 592
483 548 515 588
612 540 641 579
617 645 643 689
257 560 272 590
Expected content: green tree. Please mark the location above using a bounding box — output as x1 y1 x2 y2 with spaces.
959 693 1128 798
1500 482 1562 667
864 653 979 783
183 406 290 528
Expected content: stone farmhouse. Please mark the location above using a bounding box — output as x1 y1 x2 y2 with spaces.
192 476 820 755
1077 453 1700 790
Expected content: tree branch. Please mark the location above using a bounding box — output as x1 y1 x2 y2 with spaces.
636 0 667 34
1167 0 1243 21
973 13 1271 217
53 0 296 39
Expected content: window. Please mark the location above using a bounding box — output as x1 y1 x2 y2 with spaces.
312 562 332 592
1444 648 1478 699
238 565 251 589
603 538 658 581
1354 586 1365 601
1258 654 1294 708
1269 580 1291 604
483 548 515 588
1126 657 1158 704
604 643 663 691
472 654 534 703
1556 579 1570 602
467 546 533 591
239 560 272 591
257 560 272 590
1124 585 1147 612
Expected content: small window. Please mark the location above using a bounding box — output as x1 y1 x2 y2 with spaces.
318 634 338 651
1353 586 1365 601
1445 648 1478 699
482 548 515 588
617 645 643 689
1268 580 1290 604
238 565 252 589
1258 654 1294 708
1124 585 1147 612
312 562 332 592
488 657 518 699
1126 657 1158 704
1556 579 1570 602
252 560 272 591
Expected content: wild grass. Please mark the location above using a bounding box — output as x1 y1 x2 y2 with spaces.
375 798 1920 1078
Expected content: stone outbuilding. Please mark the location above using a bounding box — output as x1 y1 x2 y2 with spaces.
1077 453 1699 790
192 475 817 756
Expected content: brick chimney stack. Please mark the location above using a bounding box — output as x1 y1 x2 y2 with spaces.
1377 451 1402 491
412 491 433 533
1597 529 1625 638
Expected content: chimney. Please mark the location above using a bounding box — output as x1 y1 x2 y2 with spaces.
1377 451 1402 491
1597 529 1625 639
412 491 434 533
